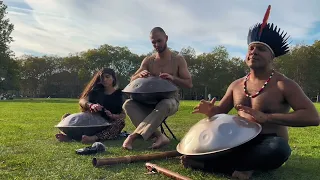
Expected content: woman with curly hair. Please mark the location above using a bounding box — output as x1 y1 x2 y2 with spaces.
55 68 126 144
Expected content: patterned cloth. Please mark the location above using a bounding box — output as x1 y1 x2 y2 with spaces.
95 117 125 140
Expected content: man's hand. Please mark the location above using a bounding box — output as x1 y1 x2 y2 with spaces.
159 72 174 81
192 98 219 117
235 104 269 124
139 70 150 78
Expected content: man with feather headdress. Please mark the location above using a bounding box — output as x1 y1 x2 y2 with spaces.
181 5 320 180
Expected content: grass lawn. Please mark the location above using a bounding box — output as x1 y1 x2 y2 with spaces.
0 98 319 180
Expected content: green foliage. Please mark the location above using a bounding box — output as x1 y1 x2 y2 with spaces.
0 2 18 92
5 40 320 100
0 99 319 180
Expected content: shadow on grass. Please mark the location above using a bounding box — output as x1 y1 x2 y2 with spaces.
252 154 320 180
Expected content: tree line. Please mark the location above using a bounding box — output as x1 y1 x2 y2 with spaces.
1 2 320 101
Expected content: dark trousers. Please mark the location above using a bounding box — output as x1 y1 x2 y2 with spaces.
184 134 292 174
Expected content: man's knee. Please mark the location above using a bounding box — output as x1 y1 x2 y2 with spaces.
156 98 179 115
122 99 134 111
262 137 292 169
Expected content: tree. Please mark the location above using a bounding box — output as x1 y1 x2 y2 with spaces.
0 1 17 92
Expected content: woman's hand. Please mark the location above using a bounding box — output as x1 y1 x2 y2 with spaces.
89 103 104 112
104 109 113 117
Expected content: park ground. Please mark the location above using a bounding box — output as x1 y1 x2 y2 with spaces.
0 99 319 180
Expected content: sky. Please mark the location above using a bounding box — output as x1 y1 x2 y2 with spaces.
5 0 320 59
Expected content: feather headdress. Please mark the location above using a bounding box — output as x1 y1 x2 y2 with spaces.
247 5 290 57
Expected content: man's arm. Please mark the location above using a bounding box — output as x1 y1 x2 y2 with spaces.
172 56 193 88
130 57 149 82
267 79 320 127
195 79 236 117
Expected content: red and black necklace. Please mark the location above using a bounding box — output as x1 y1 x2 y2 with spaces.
243 69 274 98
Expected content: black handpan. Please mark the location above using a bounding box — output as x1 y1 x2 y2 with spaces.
55 112 111 141
122 76 178 104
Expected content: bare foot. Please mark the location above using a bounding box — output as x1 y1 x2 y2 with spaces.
180 155 205 169
55 133 72 142
81 135 98 144
122 134 137 150
148 134 170 149
232 170 254 180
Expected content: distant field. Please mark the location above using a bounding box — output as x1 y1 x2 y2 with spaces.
0 99 319 180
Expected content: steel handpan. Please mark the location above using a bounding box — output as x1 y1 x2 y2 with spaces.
176 114 262 156
55 112 111 141
122 76 178 104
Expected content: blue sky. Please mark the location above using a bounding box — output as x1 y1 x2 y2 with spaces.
5 0 320 59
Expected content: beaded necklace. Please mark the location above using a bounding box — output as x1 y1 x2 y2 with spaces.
243 69 274 98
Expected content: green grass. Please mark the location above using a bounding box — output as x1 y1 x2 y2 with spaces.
0 99 319 180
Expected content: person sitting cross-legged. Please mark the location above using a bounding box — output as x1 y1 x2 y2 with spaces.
55 68 126 144
180 5 320 180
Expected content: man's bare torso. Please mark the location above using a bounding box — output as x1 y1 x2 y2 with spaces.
146 53 179 77
232 73 291 140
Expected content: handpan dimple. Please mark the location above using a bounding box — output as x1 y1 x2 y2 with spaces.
218 123 238 136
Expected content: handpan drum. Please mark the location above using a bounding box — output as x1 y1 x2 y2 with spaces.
122 76 178 105
55 112 111 141
176 114 262 156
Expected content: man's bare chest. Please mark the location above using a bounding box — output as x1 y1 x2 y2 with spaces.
233 85 289 113
148 58 175 76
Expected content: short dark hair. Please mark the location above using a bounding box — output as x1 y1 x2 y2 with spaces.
150 27 166 35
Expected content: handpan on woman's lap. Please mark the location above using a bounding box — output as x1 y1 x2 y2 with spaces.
54 68 126 144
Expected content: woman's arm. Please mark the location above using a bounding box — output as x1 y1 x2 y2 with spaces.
79 97 92 111
110 110 126 120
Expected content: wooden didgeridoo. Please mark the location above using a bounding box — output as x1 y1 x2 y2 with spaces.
92 150 182 167
145 162 192 180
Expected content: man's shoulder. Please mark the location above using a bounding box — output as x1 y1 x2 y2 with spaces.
141 54 156 65
275 72 301 91
171 53 187 65
230 77 246 87
172 53 185 60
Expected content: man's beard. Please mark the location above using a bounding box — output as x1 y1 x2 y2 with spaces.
156 44 167 53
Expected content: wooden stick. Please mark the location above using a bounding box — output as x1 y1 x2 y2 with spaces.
145 162 192 180
92 150 181 167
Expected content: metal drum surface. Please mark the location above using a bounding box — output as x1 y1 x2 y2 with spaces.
122 76 178 93
176 114 262 156
55 112 111 140
122 76 178 104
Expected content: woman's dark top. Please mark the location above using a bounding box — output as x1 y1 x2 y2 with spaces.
87 86 124 120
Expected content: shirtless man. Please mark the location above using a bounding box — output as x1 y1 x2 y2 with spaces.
122 27 193 150
181 6 320 180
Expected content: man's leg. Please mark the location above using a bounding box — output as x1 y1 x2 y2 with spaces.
235 135 291 171
133 98 179 140
123 98 179 149
122 99 154 127
122 99 160 149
